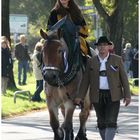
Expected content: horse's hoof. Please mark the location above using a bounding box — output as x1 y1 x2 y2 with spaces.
75 136 88 140
58 127 65 139
54 128 65 140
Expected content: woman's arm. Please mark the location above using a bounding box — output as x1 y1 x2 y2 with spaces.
47 10 58 30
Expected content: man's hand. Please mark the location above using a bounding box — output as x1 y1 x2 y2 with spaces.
123 98 131 106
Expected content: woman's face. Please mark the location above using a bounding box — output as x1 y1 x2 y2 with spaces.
60 0 70 7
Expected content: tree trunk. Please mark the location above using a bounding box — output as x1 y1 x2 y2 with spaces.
2 0 10 41
2 0 17 88
92 0 127 55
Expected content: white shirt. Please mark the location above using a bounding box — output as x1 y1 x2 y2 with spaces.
98 53 110 90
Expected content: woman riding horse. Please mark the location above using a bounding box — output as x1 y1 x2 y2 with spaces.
47 0 91 57
40 0 93 140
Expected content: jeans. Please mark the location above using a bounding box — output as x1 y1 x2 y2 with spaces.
124 60 131 74
32 80 43 100
93 90 120 129
18 60 28 84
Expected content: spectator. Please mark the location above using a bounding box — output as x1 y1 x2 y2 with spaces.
122 43 132 76
31 42 43 102
109 41 115 54
1 36 17 88
75 36 131 140
131 47 139 78
15 34 31 85
1 36 10 48
1 39 13 94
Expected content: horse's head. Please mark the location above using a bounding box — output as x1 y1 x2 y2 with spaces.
40 29 68 85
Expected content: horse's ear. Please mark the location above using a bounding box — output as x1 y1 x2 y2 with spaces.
40 29 48 40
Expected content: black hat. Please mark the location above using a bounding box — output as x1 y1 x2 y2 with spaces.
95 36 112 45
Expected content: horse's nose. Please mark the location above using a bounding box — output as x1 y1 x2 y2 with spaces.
43 69 60 83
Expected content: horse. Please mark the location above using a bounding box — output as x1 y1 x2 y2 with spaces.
40 17 96 140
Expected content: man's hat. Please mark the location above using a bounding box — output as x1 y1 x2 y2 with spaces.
95 36 112 45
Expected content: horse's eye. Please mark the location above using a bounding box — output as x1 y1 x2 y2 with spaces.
58 49 63 54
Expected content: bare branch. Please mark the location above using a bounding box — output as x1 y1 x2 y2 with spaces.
92 0 109 22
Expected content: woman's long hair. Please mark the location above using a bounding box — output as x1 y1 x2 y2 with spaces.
52 0 83 24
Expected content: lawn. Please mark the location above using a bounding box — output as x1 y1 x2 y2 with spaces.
129 78 139 95
1 61 139 118
1 60 46 118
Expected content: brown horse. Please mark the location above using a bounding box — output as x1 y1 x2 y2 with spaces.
40 26 96 140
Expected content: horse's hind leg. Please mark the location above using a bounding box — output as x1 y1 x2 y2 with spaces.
75 92 90 140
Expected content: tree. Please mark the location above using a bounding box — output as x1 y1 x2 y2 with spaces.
2 0 17 88
2 0 10 41
92 0 127 55
123 0 138 46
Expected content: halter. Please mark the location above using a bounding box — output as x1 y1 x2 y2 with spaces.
41 16 83 87
42 38 81 87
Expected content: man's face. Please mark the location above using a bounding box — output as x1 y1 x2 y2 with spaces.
20 37 26 44
97 43 110 56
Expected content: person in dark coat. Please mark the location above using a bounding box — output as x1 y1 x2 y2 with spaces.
15 34 31 85
130 44 139 78
1 39 13 94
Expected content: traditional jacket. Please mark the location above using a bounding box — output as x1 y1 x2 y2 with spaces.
77 54 131 103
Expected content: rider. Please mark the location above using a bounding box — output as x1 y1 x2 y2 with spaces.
47 0 91 57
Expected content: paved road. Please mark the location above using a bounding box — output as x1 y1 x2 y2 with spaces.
1 95 138 140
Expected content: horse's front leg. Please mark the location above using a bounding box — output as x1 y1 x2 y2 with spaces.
75 92 90 140
47 98 64 140
61 101 75 140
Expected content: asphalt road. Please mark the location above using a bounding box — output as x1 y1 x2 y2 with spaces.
1 95 138 140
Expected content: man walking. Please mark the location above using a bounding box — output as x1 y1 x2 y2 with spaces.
15 34 31 85
75 36 131 140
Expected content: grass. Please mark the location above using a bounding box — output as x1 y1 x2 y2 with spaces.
1 61 139 118
129 78 139 95
1 60 47 118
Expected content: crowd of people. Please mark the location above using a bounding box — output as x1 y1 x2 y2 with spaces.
122 42 138 78
1 35 45 102
1 0 138 139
